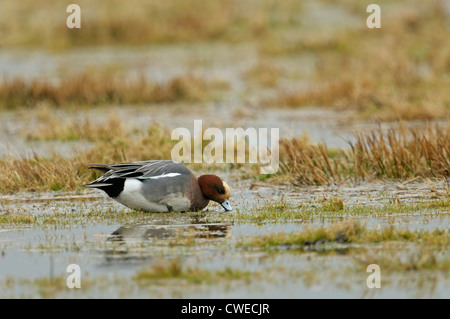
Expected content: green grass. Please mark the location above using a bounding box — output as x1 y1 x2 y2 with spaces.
133 258 255 285
0 207 145 228
239 219 449 250
1 197 449 228
226 198 450 223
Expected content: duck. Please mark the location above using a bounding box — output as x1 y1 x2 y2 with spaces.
83 160 232 213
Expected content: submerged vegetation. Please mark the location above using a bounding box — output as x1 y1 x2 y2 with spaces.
1 196 449 227
133 258 255 285
240 219 449 249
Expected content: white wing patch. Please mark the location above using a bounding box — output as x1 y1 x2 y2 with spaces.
138 173 181 180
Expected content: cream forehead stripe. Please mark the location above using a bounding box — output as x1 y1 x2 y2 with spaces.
223 181 231 197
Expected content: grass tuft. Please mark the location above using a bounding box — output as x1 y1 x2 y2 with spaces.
279 122 450 185
0 71 227 109
241 219 449 250
133 258 254 285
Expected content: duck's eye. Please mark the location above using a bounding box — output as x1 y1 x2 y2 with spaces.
214 185 225 194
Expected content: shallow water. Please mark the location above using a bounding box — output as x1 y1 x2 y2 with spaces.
0 181 448 298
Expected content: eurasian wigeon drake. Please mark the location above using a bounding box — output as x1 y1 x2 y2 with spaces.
83 160 232 213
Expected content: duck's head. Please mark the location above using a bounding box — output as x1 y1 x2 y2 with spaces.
198 175 232 211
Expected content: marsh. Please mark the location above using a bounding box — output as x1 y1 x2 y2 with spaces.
0 0 449 299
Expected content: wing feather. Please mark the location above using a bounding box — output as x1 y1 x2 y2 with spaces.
85 160 191 187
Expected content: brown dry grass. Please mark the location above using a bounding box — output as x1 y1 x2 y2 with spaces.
279 122 450 185
1 113 247 192
0 123 175 192
350 123 450 181
262 0 450 121
24 111 126 142
2 1 448 122
243 61 283 88
278 136 351 185
0 0 303 49
1 120 449 192
0 70 227 109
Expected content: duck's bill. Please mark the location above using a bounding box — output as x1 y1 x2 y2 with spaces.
220 200 233 211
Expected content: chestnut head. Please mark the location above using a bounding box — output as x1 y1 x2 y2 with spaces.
197 174 232 211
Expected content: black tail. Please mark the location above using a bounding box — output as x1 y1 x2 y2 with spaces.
83 164 125 198
83 178 125 198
